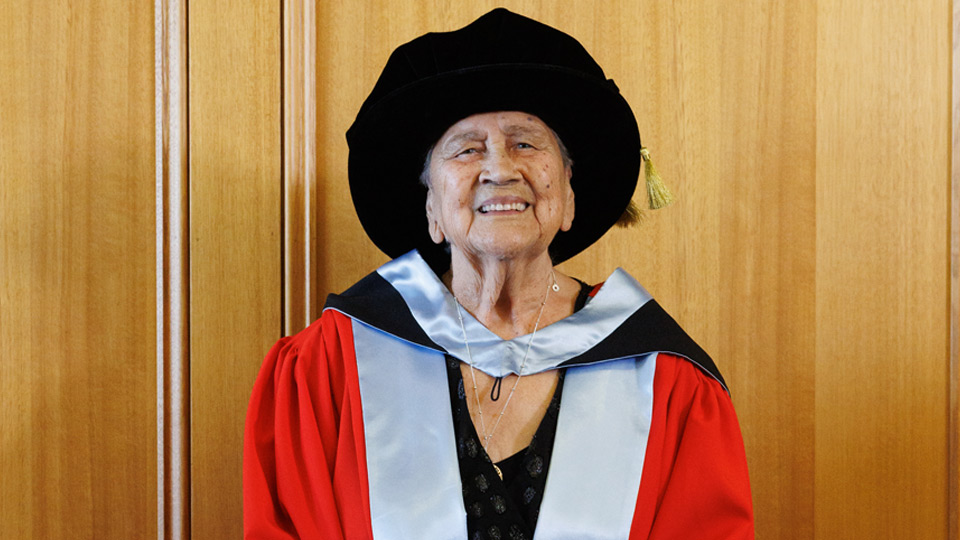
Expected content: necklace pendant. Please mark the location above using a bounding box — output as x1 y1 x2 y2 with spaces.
492 462 503 481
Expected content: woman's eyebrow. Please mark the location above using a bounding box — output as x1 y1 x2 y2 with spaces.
441 130 485 151
502 124 549 140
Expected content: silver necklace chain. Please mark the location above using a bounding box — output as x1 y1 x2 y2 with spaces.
453 271 559 456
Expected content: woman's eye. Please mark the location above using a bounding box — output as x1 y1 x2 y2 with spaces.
457 147 479 156
517 142 535 149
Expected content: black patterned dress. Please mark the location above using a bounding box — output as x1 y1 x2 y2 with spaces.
446 282 592 540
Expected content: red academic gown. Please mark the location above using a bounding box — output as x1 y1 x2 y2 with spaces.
244 254 754 540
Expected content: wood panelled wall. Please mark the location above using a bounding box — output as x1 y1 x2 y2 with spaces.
0 1 157 539
188 2 282 539
816 3 950 536
0 1 955 539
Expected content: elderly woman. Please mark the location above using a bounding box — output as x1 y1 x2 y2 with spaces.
245 9 753 540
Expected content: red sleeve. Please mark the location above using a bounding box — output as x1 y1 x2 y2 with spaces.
243 310 374 540
630 354 755 540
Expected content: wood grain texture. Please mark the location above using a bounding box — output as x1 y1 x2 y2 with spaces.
188 1 282 538
952 0 960 536
816 1 951 538
0 1 156 538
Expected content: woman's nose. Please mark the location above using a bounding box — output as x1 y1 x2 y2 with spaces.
479 148 520 185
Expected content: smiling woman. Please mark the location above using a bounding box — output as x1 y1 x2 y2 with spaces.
425 112 575 269
244 8 754 540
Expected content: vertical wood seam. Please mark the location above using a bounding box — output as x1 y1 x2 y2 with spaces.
155 2 164 532
304 0 317 326
280 0 287 336
283 0 318 334
156 0 191 538
951 0 959 538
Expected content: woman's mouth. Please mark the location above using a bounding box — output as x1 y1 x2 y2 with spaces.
478 202 529 213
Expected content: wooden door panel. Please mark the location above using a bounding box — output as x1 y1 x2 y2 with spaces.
188 1 283 538
815 1 951 538
0 1 157 538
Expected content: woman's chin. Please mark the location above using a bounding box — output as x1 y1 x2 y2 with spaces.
454 238 554 264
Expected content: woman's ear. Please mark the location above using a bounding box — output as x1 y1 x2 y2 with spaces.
560 167 575 232
425 188 445 244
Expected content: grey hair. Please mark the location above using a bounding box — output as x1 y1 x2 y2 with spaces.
418 146 435 188
418 127 574 188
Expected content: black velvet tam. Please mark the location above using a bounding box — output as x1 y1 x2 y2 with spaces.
346 8 642 268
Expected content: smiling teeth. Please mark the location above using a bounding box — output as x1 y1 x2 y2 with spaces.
480 202 528 213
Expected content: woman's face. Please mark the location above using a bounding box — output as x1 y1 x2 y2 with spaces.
424 111 575 262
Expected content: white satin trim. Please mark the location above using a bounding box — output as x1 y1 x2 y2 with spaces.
535 353 656 539
352 320 467 540
376 250 653 377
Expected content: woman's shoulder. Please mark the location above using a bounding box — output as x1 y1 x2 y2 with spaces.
269 307 346 349
257 309 359 383
653 352 732 399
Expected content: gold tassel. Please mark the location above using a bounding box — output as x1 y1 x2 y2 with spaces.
640 147 674 210
616 148 674 227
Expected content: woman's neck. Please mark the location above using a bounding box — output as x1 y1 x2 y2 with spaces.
444 251 574 340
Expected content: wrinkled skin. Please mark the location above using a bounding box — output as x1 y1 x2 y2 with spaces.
425 111 575 265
